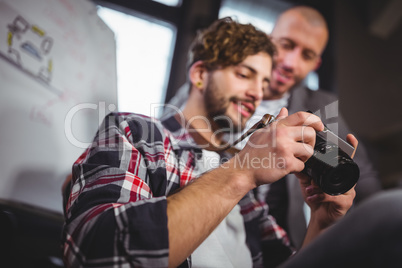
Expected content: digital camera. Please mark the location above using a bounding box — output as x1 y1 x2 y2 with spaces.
302 126 360 195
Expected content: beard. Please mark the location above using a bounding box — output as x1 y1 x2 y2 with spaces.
203 78 247 134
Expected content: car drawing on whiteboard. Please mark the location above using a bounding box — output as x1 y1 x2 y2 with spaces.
7 15 53 83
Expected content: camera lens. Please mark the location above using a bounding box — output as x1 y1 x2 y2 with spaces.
329 173 342 186
302 132 360 195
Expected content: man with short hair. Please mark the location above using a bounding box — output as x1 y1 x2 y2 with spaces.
62 18 356 267
262 6 328 101
251 6 381 249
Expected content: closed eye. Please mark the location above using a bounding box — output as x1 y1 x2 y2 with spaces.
236 72 249 79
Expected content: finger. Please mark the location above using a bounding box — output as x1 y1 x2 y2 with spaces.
293 142 314 162
346 134 358 159
319 188 355 203
276 107 288 120
346 134 358 148
310 179 319 187
341 185 357 198
280 125 317 143
305 184 323 196
285 157 306 173
279 126 316 160
309 191 347 204
295 126 317 148
279 111 324 131
306 193 326 203
295 172 312 187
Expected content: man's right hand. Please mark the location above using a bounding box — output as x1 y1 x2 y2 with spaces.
227 107 324 187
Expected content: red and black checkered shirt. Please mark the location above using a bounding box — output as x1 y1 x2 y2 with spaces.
62 113 292 267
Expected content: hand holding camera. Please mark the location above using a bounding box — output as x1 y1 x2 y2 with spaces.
302 111 360 195
243 110 360 195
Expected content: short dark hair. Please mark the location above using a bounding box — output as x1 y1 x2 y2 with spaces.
187 17 276 71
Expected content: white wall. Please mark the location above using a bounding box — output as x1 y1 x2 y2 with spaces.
0 0 117 212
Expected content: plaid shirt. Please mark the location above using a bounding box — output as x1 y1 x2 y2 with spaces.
62 113 293 268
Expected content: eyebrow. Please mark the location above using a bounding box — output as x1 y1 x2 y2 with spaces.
238 64 271 84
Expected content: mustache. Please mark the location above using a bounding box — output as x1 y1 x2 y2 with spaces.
229 97 256 109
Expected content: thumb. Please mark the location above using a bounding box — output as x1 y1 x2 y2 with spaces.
346 133 358 159
276 107 288 119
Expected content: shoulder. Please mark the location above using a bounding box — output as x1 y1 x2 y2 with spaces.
103 112 168 144
297 86 337 102
289 86 338 113
311 88 337 102
107 112 162 126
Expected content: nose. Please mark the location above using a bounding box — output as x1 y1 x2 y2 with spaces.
282 48 301 71
246 80 264 103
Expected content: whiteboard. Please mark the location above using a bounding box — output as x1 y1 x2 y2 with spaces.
0 0 117 212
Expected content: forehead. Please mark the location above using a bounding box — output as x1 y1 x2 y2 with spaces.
272 14 327 55
237 52 273 77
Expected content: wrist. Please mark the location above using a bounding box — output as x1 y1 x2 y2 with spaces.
220 155 256 195
308 212 333 231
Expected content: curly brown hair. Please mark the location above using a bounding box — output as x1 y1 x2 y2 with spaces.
187 17 276 71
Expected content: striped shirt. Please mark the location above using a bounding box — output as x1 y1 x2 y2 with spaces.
62 113 292 267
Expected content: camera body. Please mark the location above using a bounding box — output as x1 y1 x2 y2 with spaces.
302 126 360 195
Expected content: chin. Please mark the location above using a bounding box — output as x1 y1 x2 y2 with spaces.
265 91 283 100
270 86 291 99
223 115 246 134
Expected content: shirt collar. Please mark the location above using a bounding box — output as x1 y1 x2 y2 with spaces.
161 114 201 151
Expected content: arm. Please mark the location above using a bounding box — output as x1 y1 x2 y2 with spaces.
167 108 324 267
167 167 254 267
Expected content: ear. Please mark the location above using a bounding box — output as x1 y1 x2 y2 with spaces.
313 57 322 71
189 60 207 92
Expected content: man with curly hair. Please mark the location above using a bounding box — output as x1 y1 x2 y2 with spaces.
62 18 357 267
166 5 381 254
